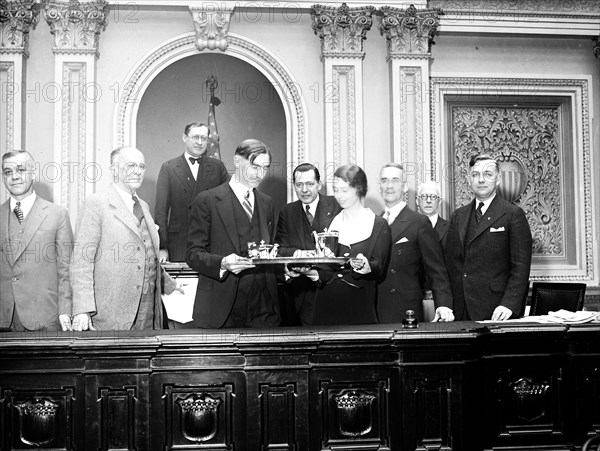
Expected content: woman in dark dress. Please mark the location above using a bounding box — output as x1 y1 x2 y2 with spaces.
311 165 391 325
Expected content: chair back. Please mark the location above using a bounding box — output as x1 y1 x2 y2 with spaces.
530 282 586 316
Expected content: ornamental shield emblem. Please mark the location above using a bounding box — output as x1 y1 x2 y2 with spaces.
15 398 60 447
334 390 375 437
511 378 549 423
498 156 527 204
177 394 222 442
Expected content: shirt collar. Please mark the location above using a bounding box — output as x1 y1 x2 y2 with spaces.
303 196 319 214
229 178 254 204
114 184 136 212
428 213 439 228
475 193 496 215
184 151 202 163
385 201 406 222
10 191 36 218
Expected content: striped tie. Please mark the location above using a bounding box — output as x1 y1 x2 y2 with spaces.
305 204 314 226
475 201 484 223
13 201 23 224
243 190 253 221
132 195 144 223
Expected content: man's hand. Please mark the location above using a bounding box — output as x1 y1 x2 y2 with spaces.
221 253 255 274
284 264 301 279
72 313 96 331
59 314 72 331
433 307 455 322
350 253 371 274
158 249 169 263
491 305 513 321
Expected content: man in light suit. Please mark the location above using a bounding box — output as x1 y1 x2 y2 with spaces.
417 181 449 248
155 122 229 262
71 147 177 331
444 154 532 321
275 163 341 325
0 150 73 331
186 139 280 328
377 163 454 323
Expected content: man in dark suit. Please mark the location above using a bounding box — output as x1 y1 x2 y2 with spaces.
155 122 228 262
444 154 532 321
0 150 74 331
417 181 448 247
377 163 454 323
275 163 341 325
186 139 280 328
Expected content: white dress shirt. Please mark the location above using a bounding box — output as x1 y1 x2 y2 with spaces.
10 191 36 220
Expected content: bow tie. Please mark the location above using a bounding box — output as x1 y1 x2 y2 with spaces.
189 157 200 165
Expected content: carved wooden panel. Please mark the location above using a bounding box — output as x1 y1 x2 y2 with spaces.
1 387 74 449
316 378 390 450
98 386 137 450
259 382 297 450
450 103 564 256
160 383 236 449
578 365 600 440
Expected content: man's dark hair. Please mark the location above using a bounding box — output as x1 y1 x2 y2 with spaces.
234 139 271 164
2 150 34 163
333 164 368 199
469 154 500 171
293 163 320 183
183 122 209 136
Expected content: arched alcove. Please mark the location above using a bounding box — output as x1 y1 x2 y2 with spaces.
113 32 308 212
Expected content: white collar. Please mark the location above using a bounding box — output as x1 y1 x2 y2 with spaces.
229 178 254 206
329 207 376 246
384 201 406 223
428 213 439 228
474 193 496 215
114 184 136 212
10 191 36 218
303 196 319 214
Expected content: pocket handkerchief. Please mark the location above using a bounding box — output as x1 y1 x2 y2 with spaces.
396 237 409 244
490 226 505 232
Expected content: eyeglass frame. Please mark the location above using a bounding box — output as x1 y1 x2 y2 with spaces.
418 194 440 201
186 135 209 142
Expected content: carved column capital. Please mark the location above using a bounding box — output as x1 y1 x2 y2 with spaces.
311 2 375 59
0 0 40 56
379 4 443 59
593 36 599 58
189 5 234 52
42 0 108 55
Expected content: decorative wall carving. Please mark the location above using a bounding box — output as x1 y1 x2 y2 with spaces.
14 398 60 447
429 0 600 17
379 4 442 57
98 386 137 450
0 61 15 152
593 36 600 58
42 0 109 54
259 383 297 448
334 390 376 437
311 2 374 58
331 65 356 166
510 378 550 423
177 393 222 442
451 105 563 255
189 5 233 52
430 77 594 282
0 0 39 55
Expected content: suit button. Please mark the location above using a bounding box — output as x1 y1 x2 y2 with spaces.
397 250 402 255
390 269 396 274
137 247 141 251
390 288 396 293
12 277 17 282
138 265 142 270
464 273 467 278
337 274 343 278
19 230 23 234
136 285 141 289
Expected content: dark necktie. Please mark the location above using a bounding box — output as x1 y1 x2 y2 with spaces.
475 201 484 223
132 195 144 223
189 157 200 165
243 190 253 221
383 210 391 225
305 204 314 226
13 201 23 224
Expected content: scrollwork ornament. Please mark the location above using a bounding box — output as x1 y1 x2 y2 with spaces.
190 5 233 52
311 2 374 57
593 36 599 58
42 0 108 55
0 0 39 55
379 4 443 57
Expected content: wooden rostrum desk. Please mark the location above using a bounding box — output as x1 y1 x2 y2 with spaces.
1 322 599 450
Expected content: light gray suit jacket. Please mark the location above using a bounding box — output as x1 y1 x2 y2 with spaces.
71 185 175 330
0 194 73 330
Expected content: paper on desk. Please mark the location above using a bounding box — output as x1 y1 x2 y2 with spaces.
479 310 600 324
161 277 197 323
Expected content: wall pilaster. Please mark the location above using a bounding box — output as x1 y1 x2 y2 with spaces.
42 0 108 212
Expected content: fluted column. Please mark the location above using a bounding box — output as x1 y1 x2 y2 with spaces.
42 0 108 212
0 0 39 201
311 2 374 177
379 4 442 190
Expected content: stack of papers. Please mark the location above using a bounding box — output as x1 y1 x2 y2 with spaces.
480 310 600 324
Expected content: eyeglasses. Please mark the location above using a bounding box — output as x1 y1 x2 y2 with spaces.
294 182 317 190
418 194 440 201
123 162 147 172
187 135 209 142
2 167 29 177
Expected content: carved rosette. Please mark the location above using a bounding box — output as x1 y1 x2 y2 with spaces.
311 2 375 58
177 393 222 442
334 390 376 437
379 4 443 58
593 36 599 58
42 0 108 55
14 398 60 447
189 5 233 52
0 0 39 55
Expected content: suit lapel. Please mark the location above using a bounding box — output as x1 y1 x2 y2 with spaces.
216 186 241 254
435 219 448 242
109 185 142 240
470 196 506 242
174 154 195 194
457 200 473 248
255 190 272 242
389 207 410 242
140 199 160 253
313 195 336 233
13 197 47 263
0 201 13 265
